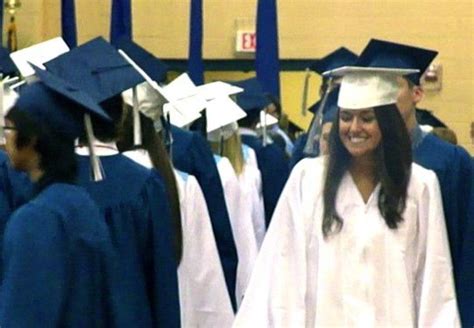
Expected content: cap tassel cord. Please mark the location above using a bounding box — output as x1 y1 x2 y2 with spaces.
132 87 142 146
84 114 105 181
303 78 333 156
262 108 268 147
0 78 5 145
301 68 311 116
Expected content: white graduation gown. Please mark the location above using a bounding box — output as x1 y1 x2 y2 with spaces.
233 156 460 327
240 145 266 249
123 150 235 327
214 155 258 308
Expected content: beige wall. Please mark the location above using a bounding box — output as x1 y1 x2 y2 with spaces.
5 0 474 153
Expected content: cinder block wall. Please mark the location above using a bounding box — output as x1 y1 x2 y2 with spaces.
5 0 473 154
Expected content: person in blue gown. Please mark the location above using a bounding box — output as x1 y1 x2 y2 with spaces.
0 68 129 327
356 38 474 327
230 77 289 226
45 37 181 327
171 125 239 312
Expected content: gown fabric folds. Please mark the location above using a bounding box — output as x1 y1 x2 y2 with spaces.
234 157 460 327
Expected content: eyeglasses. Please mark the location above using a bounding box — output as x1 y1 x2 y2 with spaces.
0 126 17 135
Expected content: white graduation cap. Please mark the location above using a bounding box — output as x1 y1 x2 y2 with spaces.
163 102 202 128
206 96 247 141
122 81 166 122
256 111 278 129
323 66 419 110
10 37 70 77
162 73 207 114
196 81 243 101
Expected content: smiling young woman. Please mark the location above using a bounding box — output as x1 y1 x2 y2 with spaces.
233 67 459 327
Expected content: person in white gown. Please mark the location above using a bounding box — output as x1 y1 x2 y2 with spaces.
233 67 460 327
207 120 261 307
120 85 235 327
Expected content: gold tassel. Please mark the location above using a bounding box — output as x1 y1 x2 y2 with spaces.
7 15 18 52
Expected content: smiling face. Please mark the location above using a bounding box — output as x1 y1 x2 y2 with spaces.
338 108 382 158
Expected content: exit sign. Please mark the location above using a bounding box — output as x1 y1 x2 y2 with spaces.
236 30 256 53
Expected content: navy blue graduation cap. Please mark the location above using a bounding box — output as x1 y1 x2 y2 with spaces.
114 37 169 83
44 37 144 103
308 86 339 123
310 47 358 75
15 67 111 139
356 39 438 85
229 77 272 116
0 47 18 77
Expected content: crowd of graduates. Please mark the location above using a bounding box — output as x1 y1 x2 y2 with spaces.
0 35 472 328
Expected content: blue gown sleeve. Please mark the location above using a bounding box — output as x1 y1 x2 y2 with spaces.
145 172 181 327
0 204 68 327
289 133 308 169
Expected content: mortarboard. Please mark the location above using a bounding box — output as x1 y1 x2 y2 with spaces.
114 37 169 83
324 66 419 110
10 37 70 78
44 37 144 103
310 47 358 76
15 66 111 139
307 86 340 124
122 81 166 122
356 39 438 85
206 96 247 134
228 77 271 115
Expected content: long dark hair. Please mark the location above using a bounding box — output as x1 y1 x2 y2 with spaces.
6 106 77 191
117 106 183 263
322 104 412 237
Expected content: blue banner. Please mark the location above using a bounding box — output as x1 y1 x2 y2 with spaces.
188 0 204 85
61 0 77 48
110 0 132 45
256 0 281 98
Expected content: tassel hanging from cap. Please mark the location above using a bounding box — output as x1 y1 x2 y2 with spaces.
84 114 105 181
261 107 268 147
303 77 333 156
7 15 18 52
301 67 311 117
132 86 142 146
0 79 6 145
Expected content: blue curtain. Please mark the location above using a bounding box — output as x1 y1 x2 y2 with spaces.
110 0 132 45
61 0 77 48
256 0 281 98
188 0 204 85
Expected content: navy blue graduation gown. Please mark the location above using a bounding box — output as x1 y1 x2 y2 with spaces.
240 134 290 226
76 154 181 327
413 134 474 326
289 133 308 169
171 126 238 311
0 151 33 272
0 183 122 327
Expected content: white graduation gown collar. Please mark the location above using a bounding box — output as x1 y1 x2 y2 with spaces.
75 141 119 156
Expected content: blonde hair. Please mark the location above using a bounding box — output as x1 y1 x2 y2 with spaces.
210 132 245 175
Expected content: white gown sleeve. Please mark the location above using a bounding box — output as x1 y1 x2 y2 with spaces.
233 161 317 327
177 173 235 328
415 169 461 327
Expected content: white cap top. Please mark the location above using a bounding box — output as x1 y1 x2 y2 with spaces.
122 82 166 122
323 66 419 110
196 81 243 101
162 102 202 128
206 96 246 133
256 111 278 128
10 37 70 77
